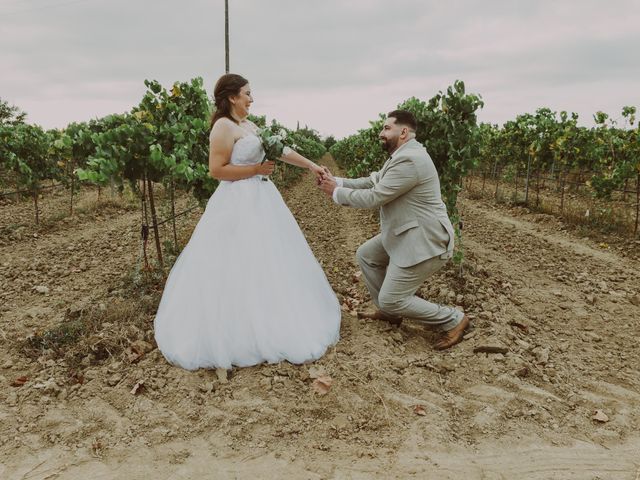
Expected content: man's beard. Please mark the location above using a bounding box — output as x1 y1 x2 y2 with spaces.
381 137 398 154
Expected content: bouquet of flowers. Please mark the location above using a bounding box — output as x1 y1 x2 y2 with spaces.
257 124 294 182
259 126 290 164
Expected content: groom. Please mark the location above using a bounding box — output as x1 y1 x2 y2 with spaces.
318 110 469 349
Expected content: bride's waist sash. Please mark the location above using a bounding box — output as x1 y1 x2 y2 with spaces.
220 175 271 185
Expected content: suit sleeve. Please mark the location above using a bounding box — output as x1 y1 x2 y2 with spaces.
335 158 418 209
341 170 380 189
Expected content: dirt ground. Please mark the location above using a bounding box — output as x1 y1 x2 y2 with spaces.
1 156 639 479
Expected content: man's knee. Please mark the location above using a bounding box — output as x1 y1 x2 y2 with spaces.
356 243 371 266
356 239 387 267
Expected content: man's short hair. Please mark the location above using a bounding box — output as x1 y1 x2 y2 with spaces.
387 110 417 132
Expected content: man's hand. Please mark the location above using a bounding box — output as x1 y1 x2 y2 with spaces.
318 176 337 197
316 165 336 186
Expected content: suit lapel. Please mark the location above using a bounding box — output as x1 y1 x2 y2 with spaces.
380 140 415 178
380 157 393 177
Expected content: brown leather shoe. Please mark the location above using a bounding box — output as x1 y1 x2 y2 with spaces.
357 309 403 326
434 315 470 350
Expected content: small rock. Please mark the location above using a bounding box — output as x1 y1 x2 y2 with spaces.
464 294 477 305
473 341 509 355
592 410 609 423
6 391 18 406
33 378 61 396
33 285 49 294
629 295 640 307
390 331 403 343
463 330 476 340
533 347 550 365
199 382 215 393
514 366 530 378
434 360 456 374
585 332 603 342
515 339 532 351
478 311 493 320
216 368 229 384
81 354 96 367
107 373 123 387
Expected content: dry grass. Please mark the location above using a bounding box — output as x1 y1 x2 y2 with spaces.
22 297 154 368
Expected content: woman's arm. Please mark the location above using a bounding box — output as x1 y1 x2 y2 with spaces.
209 120 275 181
280 148 324 178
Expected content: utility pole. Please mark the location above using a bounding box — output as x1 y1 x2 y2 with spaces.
225 0 230 73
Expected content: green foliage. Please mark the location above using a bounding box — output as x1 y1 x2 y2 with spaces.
323 135 337 150
76 78 217 203
478 104 639 202
331 80 484 224
0 123 58 192
0 98 26 125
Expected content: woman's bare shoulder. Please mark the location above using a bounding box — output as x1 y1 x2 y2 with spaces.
210 118 241 141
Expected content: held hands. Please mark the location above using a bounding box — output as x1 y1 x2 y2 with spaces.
310 165 334 184
309 164 326 183
316 166 337 197
309 164 337 196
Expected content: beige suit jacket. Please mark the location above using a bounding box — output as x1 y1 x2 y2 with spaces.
335 139 455 268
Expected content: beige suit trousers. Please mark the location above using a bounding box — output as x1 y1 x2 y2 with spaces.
356 234 463 331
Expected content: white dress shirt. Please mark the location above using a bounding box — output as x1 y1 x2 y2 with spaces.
332 177 344 203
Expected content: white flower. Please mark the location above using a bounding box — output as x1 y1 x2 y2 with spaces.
278 129 288 139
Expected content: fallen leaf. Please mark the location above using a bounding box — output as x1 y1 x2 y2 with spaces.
312 375 333 395
130 380 145 395
68 371 84 385
413 405 427 416
592 409 609 423
10 376 28 387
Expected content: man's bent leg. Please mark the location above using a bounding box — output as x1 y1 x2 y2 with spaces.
377 257 464 331
355 235 389 309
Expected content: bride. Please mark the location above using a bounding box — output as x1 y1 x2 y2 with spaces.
154 73 341 370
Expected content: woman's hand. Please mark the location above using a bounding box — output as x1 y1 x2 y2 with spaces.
309 163 326 183
254 161 276 176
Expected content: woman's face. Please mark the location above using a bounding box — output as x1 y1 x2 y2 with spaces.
231 83 253 118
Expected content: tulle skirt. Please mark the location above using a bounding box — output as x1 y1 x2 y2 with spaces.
154 177 341 370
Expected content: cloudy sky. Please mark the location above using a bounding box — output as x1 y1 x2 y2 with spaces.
2 0 639 138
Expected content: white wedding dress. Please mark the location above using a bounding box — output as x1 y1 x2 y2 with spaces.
154 133 341 370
